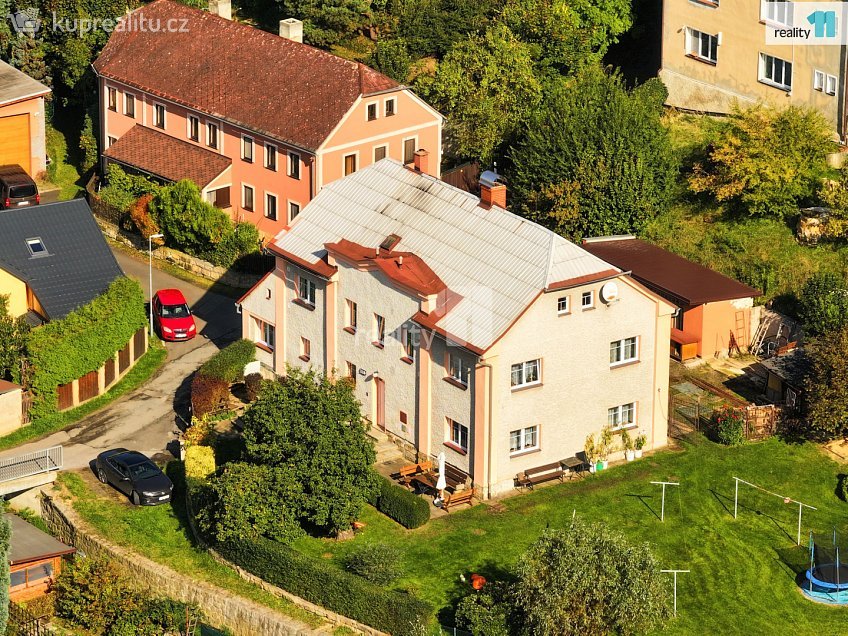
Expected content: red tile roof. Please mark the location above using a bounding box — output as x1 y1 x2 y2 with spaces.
103 125 231 187
582 237 761 307
94 0 399 151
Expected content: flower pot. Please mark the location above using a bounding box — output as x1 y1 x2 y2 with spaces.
588 464 596 474
597 460 608 471
634 449 643 459
625 450 635 461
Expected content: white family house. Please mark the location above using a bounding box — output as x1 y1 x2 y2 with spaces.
237 158 674 497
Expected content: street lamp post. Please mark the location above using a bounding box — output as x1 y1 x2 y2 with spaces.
148 233 164 337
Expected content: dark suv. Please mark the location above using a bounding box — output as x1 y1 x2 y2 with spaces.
0 165 39 209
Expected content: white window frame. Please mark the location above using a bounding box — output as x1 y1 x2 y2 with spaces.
242 135 254 163
608 402 636 430
610 336 639 367
448 353 471 386
374 313 386 346
366 101 379 121
187 115 200 142
265 191 278 221
511 359 541 389
557 296 570 315
761 0 792 26
685 28 718 64
288 200 301 223
206 121 219 149
826 74 838 96
385 97 397 117
288 151 301 179
402 136 418 165
447 418 469 452
265 143 278 171
124 92 135 118
257 319 275 350
153 102 166 129
373 144 388 162
814 70 825 92
759 53 792 91
343 151 359 176
242 184 255 211
297 275 316 306
509 425 539 455
581 290 594 310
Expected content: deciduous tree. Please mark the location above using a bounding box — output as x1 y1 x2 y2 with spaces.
798 272 848 337
805 325 848 439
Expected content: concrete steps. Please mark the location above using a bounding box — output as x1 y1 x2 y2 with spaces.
368 427 404 465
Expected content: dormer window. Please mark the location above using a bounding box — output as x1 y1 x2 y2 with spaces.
25 237 47 258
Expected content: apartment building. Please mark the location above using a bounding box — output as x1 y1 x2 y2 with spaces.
237 159 674 498
93 0 442 238
660 0 846 135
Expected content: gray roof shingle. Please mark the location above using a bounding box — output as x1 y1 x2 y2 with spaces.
6 514 75 565
0 199 124 320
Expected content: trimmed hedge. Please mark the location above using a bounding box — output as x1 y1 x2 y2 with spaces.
218 537 434 635
197 339 256 383
191 375 230 417
184 445 215 490
373 474 430 529
27 277 146 419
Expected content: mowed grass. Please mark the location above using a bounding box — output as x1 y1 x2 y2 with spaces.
293 436 848 634
57 469 323 628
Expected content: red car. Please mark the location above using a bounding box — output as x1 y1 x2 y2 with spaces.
152 289 196 341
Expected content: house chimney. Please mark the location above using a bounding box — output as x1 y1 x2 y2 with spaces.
397 256 404 267
413 149 429 174
480 182 507 208
208 0 232 19
279 18 303 43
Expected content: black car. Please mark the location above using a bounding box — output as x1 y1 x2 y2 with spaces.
0 165 39 209
95 449 173 505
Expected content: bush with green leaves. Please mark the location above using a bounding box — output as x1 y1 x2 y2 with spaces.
371 39 411 83
712 405 746 446
798 272 848 338
196 462 304 544
0 294 30 384
0 515 9 633
184 445 216 490
344 543 403 585
27 277 146 419
373 474 430 529
805 324 848 440
218 537 433 635
197 339 256 383
98 163 161 213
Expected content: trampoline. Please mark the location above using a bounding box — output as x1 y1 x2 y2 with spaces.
802 531 848 605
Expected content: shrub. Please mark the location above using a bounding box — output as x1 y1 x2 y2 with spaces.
190 375 230 417
99 164 161 213
712 406 746 446
218 537 434 635
197 339 256 383
215 222 260 267
54 558 140 633
344 544 403 585
184 414 215 447
0 516 9 632
374 475 430 529
244 372 263 402
128 194 160 239
185 445 216 489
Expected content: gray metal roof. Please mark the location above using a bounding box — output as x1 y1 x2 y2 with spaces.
0 199 124 320
0 60 50 106
6 514 74 565
275 160 617 350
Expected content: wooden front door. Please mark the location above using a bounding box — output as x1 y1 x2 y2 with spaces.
375 377 385 430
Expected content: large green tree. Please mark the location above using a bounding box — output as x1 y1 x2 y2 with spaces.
456 520 671 636
509 67 675 240
689 104 833 218
0 295 30 384
241 368 378 534
805 325 848 440
798 272 848 337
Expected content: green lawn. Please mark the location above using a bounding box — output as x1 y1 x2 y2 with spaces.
292 436 848 634
0 342 167 451
57 468 322 629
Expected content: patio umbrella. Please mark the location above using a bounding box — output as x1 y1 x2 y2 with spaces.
435 452 447 505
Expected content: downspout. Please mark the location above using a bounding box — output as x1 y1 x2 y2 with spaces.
477 360 494 499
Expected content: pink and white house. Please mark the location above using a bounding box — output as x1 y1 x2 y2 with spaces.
93 0 442 238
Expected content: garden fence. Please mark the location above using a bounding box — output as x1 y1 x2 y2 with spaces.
7 601 44 636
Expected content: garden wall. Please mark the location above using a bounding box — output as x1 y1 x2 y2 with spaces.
40 493 324 636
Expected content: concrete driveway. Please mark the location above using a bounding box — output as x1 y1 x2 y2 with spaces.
0 247 242 470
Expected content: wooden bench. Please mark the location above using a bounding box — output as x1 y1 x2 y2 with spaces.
398 461 432 486
443 462 470 491
516 462 565 489
443 489 474 512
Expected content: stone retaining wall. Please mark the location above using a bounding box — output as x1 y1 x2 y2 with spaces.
40 493 325 636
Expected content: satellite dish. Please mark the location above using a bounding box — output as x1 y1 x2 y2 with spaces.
600 281 619 304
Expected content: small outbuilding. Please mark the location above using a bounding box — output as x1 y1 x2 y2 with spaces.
758 348 811 408
7 513 75 602
583 236 761 360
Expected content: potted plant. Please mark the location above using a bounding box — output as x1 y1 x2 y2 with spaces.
584 434 597 473
634 433 647 459
597 426 613 470
622 429 635 461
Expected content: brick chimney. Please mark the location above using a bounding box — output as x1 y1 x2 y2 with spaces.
279 18 303 43
413 149 429 174
208 0 232 19
480 182 506 208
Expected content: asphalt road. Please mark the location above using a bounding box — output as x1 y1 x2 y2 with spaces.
0 247 241 470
